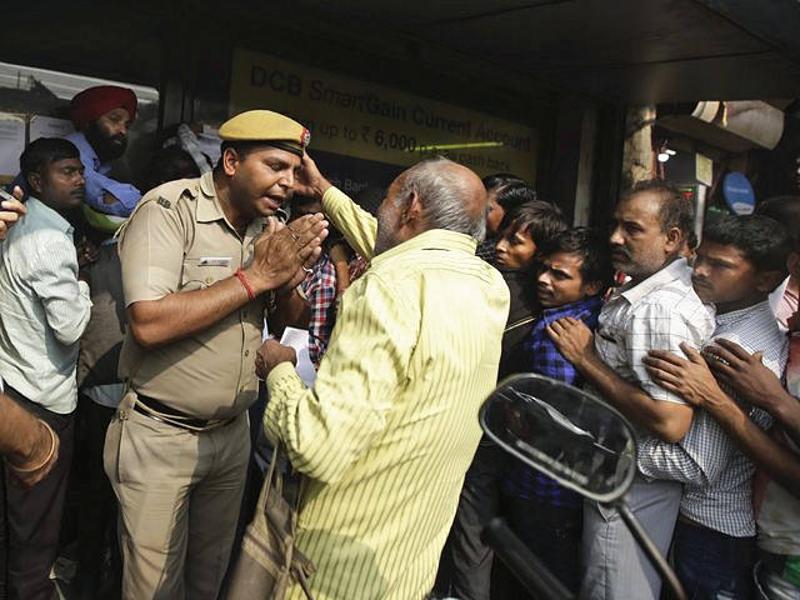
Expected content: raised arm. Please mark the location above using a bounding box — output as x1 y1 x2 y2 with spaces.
294 153 378 260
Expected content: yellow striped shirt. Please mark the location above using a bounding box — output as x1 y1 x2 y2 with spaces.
264 187 509 599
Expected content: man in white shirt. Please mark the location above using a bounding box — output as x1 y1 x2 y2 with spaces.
547 181 716 599
0 137 92 600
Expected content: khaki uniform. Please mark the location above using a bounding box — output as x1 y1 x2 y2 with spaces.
104 171 268 599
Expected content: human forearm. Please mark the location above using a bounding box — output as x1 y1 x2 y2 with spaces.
86 170 141 216
758 390 800 445
0 393 59 488
0 394 45 462
321 187 378 260
47 280 93 345
577 353 693 442
128 275 253 349
269 289 310 337
264 363 384 483
637 438 706 485
706 396 800 499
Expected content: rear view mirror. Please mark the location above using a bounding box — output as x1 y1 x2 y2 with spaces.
479 374 637 503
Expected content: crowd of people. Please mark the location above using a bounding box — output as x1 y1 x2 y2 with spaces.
0 84 797 600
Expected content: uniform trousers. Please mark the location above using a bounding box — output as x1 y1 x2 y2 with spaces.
580 475 682 600
103 394 249 600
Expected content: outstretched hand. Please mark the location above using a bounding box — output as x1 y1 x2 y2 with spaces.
293 153 333 200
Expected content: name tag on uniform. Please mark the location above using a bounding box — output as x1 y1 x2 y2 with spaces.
198 256 232 267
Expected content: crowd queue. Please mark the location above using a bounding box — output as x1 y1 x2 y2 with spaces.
0 85 798 600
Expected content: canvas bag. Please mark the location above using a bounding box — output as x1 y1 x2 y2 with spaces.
225 445 316 599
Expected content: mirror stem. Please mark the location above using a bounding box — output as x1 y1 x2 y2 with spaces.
482 518 575 600
614 500 687 600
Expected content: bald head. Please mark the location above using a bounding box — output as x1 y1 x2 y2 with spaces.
373 157 488 255
396 157 487 239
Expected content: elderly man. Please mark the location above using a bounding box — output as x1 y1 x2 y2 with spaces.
106 110 327 599
255 154 510 599
67 84 142 219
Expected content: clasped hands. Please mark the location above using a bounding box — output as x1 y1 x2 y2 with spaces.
244 213 329 295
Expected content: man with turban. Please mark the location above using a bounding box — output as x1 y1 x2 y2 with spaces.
66 85 142 220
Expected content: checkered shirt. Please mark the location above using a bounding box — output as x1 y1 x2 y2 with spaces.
638 300 788 537
300 253 337 369
593 258 716 407
502 295 604 507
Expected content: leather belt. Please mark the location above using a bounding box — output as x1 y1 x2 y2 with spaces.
133 393 232 431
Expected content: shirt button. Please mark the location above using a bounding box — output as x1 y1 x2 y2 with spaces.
244 349 250 357
205 276 213 285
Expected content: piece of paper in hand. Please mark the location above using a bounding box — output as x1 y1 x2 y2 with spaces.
279 327 317 387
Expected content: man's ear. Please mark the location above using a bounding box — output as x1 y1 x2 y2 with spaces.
788 250 800 280
583 279 604 298
664 226 684 254
26 171 43 196
755 269 787 294
221 147 240 177
401 191 424 225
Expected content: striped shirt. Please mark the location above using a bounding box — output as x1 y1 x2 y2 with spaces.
638 300 788 537
264 186 510 600
0 197 92 413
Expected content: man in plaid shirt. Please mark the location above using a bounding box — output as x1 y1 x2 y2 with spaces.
501 227 612 594
300 254 337 369
291 196 339 369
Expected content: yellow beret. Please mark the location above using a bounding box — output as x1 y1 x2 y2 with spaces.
219 110 310 156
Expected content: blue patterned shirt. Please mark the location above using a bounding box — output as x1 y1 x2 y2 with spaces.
502 295 604 507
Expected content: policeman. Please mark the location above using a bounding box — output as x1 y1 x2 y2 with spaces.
105 110 327 599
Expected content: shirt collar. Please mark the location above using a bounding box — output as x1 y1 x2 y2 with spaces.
370 229 478 268
542 295 603 319
619 257 691 305
715 299 771 326
195 171 266 241
26 197 73 235
66 131 103 172
196 171 224 223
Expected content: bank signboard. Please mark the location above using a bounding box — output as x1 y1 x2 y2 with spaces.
230 48 537 192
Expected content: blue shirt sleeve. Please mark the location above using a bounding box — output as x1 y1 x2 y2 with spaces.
83 168 142 217
66 131 142 217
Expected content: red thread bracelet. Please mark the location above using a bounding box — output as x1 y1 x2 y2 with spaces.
234 269 256 301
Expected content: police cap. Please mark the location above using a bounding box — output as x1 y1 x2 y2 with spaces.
218 110 310 157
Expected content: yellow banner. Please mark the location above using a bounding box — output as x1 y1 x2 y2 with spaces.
230 48 537 180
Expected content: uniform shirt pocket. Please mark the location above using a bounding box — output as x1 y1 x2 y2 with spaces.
180 257 234 292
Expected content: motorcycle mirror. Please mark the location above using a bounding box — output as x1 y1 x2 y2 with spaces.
479 373 637 504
